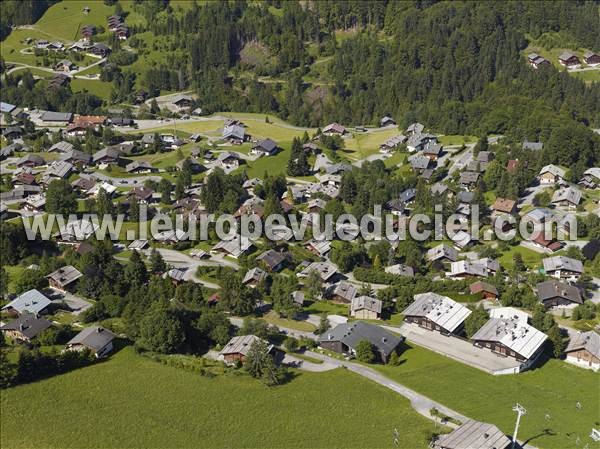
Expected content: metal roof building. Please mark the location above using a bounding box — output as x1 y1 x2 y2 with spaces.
402 292 472 334
433 420 511 449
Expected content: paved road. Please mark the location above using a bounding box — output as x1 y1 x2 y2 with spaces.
91 172 163 187
305 350 468 426
282 353 337 372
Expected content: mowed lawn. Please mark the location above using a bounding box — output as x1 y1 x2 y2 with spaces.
1 347 437 449
31 1 115 42
376 343 600 449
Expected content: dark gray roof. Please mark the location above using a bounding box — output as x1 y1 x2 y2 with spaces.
60 149 92 164
67 326 115 352
40 111 73 122
459 171 480 185
256 249 286 269
253 138 277 154
93 147 122 162
537 280 583 304
0 313 52 339
325 163 352 175
319 321 402 357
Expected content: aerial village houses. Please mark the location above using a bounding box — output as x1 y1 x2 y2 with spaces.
318 321 402 363
564 331 600 371
551 187 582 209
469 281 499 300
402 293 472 336
527 52 550 69
327 281 357 304
219 335 274 365
66 326 116 358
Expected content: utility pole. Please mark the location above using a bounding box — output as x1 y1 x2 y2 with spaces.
512 403 527 449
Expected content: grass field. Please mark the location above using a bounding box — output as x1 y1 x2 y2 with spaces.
498 244 544 269
437 135 477 146
376 342 600 449
343 128 399 159
32 1 115 42
0 347 438 449
71 78 113 98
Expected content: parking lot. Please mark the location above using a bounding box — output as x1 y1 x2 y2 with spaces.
400 322 523 375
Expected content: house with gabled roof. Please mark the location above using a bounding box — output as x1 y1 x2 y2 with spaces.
536 279 583 308
47 265 83 291
322 123 347 135
551 187 582 209
471 316 547 368
527 53 550 70
543 256 584 281
564 331 600 371
219 335 274 365
0 313 52 342
469 281 498 300
297 261 338 282
402 292 472 336
583 51 600 66
558 51 581 67
432 420 511 449
318 321 402 363
538 164 565 184
256 249 287 272
66 326 116 358
222 124 247 144
327 281 357 304
350 296 382 320
251 138 278 157
242 267 267 288
426 244 458 264
1 289 51 317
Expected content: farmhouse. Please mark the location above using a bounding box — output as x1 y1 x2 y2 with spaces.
0 313 52 343
432 420 511 449
542 256 584 281
318 321 402 363
251 138 278 156
583 51 600 66
579 167 600 189
350 296 383 320
402 292 472 336
256 249 287 272
66 326 116 358
1 289 51 317
322 123 347 135
536 279 582 308
551 187 582 208
171 94 193 109
558 51 581 67
538 164 565 184
379 134 406 153
327 281 357 304
469 281 499 300
219 335 273 365
426 244 458 263
527 52 550 69
125 160 157 174
297 261 338 282
471 317 547 367
222 124 247 144
380 115 396 127
211 235 253 258
46 265 83 291
564 331 600 371
242 267 267 288
93 147 122 165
